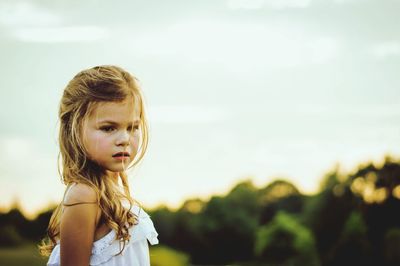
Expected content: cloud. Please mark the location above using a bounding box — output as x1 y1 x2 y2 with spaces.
227 0 312 10
124 20 340 70
0 1 107 43
0 1 60 27
13 26 109 43
332 0 365 4
308 37 340 64
227 0 264 9
369 41 400 58
0 137 34 160
148 105 231 124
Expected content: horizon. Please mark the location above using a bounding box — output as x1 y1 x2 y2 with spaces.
2 152 396 220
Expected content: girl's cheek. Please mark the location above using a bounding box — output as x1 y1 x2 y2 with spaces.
132 133 140 150
92 134 108 151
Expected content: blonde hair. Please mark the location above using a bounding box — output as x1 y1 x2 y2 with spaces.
39 65 149 256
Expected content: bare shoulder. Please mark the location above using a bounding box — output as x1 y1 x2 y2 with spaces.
63 182 98 205
60 183 100 265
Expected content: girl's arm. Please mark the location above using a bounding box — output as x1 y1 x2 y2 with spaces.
60 183 100 266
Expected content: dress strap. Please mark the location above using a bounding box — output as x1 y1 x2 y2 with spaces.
61 182 99 215
62 201 98 207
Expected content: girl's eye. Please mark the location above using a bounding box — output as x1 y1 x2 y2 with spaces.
127 125 140 132
100 126 115 132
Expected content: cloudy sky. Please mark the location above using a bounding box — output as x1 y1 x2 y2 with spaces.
0 0 399 217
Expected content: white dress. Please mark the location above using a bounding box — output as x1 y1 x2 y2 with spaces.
47 204 159 266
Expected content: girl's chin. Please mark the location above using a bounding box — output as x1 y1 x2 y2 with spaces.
105 163 132 172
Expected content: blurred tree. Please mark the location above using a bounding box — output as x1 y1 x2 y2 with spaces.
303 167 356 265
197 180 260 264
149 206 177 246
0 225 24 247
254 211 319 266
348 158 400 264
28 208 54 241
384 228 400 266
327 211 373 266
171 199 205 263
258 179 304 224
0 208 30 246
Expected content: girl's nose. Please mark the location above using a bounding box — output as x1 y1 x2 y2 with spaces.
116 131 130 146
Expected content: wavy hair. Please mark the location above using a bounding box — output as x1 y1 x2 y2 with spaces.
39 65 149 256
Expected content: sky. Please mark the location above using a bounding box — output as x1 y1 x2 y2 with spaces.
0 0 399 218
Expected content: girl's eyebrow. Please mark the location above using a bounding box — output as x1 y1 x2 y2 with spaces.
97 119 140 125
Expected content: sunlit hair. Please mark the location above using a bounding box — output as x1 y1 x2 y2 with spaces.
39 65 149 256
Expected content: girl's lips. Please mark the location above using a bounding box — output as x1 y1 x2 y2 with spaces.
113 156 130 161
112 152 130 157
112 152 130 161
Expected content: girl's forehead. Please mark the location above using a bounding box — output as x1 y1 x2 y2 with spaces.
88 99 141 123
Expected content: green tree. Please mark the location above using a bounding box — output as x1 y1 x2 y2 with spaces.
303 167 355 264
328 211 372 266
0 225 24 247
384 228 400 266
149 206 177 246
258 179 304 225
0 208 30 245
172 199 205 263
348 158 400 264
254 211 319 266
198 180 260 264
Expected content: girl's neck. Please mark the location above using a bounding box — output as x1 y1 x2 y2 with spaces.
106 171 120 185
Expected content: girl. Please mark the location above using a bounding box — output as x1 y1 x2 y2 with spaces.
39 65 159 266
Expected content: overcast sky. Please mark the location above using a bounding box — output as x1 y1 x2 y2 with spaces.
0 0 399 217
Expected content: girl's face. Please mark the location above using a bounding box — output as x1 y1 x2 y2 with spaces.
82 98 141 176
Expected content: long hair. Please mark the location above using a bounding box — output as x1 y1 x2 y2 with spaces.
39 65 149 256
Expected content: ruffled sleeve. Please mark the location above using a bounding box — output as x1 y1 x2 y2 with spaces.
89 205 159 265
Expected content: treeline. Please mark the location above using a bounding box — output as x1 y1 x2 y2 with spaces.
1 156 400 266
0 205 53 246
149 157 400 266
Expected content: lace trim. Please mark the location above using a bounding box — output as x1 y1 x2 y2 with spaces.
90 205 159 265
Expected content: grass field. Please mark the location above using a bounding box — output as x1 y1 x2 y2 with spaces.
0 244 47 266
150 245 190 266
0 243 189 266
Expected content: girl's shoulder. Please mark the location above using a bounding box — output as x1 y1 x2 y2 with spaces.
61 182 102 234
63 182 98 206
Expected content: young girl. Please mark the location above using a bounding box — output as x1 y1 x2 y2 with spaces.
39 65 159 266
